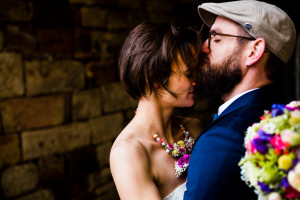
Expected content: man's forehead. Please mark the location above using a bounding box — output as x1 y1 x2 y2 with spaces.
211 16 241 33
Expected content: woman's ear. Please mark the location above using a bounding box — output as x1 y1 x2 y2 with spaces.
245 38 267 66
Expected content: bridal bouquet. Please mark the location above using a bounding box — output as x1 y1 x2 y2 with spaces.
239 101 300 200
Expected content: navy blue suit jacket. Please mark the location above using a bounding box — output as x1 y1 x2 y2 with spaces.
184 84 283 200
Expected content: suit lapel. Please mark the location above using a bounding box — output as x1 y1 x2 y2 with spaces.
200 89 261 132
197 84 280 141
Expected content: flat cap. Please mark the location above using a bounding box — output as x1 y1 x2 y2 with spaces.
198 0 296 64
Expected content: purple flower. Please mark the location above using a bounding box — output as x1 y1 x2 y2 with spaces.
280 177 290 188
251 129 273 154
271 104 285 117
177 154 190 168
258 181 271 193
257 130 273 141
252 138 269 154
168 144 173 150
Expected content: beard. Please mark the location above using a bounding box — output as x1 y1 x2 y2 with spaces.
198 51 242 97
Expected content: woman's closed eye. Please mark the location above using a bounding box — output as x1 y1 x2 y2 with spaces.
185 73 192 79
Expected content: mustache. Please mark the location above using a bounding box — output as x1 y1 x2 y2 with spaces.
197 54 242 97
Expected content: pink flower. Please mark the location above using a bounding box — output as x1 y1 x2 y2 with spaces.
177 154 190 168
270 135 286 151
245 141 256 154
284 186 300 199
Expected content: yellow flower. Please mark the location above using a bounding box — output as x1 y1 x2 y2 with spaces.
172 149 178 155
177 141 185 147
278 154 292 170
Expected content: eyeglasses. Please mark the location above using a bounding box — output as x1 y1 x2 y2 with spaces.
208 31 255 49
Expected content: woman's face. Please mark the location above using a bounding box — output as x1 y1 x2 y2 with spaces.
160 54 196 108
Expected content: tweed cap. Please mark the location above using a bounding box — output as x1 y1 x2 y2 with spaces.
198 0 296 64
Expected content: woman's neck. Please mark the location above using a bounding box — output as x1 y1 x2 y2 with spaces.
133 97 175 144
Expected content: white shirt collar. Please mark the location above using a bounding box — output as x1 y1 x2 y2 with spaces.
218 88 259 116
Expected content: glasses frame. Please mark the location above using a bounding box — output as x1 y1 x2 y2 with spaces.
208 31 255 49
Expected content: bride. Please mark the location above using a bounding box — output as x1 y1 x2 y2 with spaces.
110 22 203 200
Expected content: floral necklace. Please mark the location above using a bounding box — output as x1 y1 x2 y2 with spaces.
153 123 195 178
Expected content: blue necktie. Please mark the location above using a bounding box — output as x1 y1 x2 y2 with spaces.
212 113 218 122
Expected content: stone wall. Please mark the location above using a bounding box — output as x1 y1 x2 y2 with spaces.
0 0 218 200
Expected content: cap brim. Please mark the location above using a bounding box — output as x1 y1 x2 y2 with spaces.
198 5 217 27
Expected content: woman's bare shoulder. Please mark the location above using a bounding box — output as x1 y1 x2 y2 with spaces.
110 125 152 166
110 131 160 200
110 135 151 179
111 131 147 160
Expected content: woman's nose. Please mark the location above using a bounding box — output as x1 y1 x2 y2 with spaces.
201 39 210 54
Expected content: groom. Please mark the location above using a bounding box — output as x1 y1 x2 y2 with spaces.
184 1 296 200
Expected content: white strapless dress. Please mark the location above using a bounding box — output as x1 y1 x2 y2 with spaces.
163 182 186 200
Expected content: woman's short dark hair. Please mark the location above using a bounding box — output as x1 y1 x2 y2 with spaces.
119 22 203 100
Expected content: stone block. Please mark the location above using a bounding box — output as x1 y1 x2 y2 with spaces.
1 163 38 198
25 59 85 95
73 52 100 62
100 82 137 113
86 61 118 85
15 189 55 200
107 11 133 30
0 53 24 98
69 0 96 5
117 0 141 9
91 30 126 60
106 11 144 31
0 31 3 50
65 147 99 178
87 167 112 192
0 134 21 168
96 142 112 166
22 122 91 160
72 89 102 120
148 13 174 23
32 3 79 27
36 28 74 55
91 31 126 48
51 147 99 200
0 0 29 22
70 0 119 6
94 181 119 200
1 95 65 132
81 8 107 28
178 0 196 3
145 0 174 13
89 113 124 144
38 155 65 186
5 25 36 52
74 28 91 53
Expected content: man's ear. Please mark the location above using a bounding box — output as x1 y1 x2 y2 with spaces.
245 38 267 66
